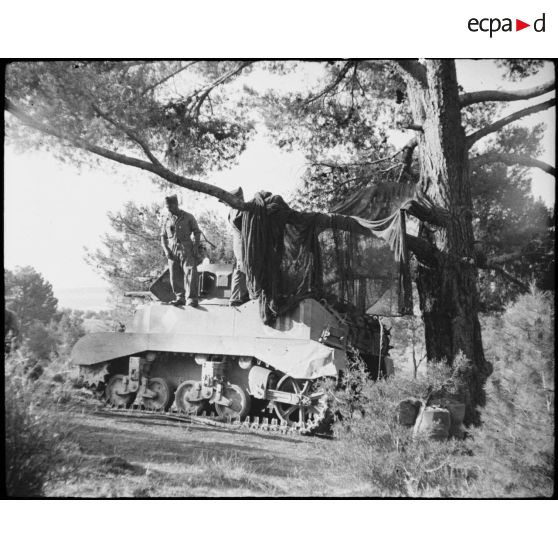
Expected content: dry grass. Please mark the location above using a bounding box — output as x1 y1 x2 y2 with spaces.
7 290 554 498
46 452 287 497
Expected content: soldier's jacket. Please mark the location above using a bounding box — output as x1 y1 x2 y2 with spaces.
161 209 201 266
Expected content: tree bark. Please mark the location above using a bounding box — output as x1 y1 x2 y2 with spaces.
401 60 492 424
459 79 555 107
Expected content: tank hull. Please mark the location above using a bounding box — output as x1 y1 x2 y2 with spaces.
72 299 345 379
72 297 390 429
72 331 341 379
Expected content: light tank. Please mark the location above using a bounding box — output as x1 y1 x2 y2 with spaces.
72 262 392 433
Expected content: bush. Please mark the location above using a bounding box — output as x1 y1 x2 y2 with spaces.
328 289 554 497
4 350 77 497
330 354 474 497
470 288 554 497
8 306 86 366
54 309 86 357
24 320 58 362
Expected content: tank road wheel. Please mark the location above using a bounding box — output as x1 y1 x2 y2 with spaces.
105 374 134 408
175 380 207 415
143 377 173 411
273 376 332 434
214 384 251 420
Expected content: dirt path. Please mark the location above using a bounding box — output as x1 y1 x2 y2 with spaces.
46 409 355 497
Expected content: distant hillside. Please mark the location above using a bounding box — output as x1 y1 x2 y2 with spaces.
56 286 111 311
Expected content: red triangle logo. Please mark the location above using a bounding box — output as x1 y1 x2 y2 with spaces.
516 19 530 31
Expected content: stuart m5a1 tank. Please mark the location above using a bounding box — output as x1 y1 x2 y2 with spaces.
71 262 392 433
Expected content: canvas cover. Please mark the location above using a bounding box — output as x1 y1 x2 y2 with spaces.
236 191 413 323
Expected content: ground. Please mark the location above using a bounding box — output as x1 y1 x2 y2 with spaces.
45 407 364 497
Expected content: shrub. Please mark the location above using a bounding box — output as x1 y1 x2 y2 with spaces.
54 309 86 357
330 287 554 498
24 320 58 362
330 354 474 497
4 350 77 497
470 288 554 497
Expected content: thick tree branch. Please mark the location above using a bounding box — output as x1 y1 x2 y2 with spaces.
466 98 556 148
405 234 441 267
312 137 418 171
6 96 155 170
392 60 428 87
473 250 531 292
460 80 555 107
478 262 530 292
401 199 451 228
401 122 424 132
485 251 523 266
399 137 418 180
7 98 418 248
9 94 422 245
470 151 555 176
406 232 531 291
5 96 249 210
91 103 163 167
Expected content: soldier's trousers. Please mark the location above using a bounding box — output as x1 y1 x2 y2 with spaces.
230 265 248 303
168 258 198 301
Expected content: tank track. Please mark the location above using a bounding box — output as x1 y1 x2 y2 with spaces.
95 403 333 438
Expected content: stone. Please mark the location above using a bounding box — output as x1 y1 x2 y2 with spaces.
413 406 451 441
397 398 422 427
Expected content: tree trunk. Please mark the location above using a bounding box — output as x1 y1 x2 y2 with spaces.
403 60 492 424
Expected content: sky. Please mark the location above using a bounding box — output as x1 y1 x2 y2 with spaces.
4 60 555 309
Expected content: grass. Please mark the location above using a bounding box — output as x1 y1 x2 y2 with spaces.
6 289 554 498
46 452 287 497
327 385 476 497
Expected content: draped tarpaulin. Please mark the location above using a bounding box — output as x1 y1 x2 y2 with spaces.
235 191 413 324
331 181 415 220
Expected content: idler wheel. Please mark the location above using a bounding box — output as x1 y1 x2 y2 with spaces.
175 380 207 415
214 383 251 420
273 376 330 430
105 374 134 408
143 377 172 411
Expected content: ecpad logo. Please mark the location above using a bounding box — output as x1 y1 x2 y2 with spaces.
468 13 546 37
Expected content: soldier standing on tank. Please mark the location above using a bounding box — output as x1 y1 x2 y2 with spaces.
228 187 250 306
161 194 202 307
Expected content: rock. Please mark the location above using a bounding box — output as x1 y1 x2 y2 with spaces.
445 401 466 439
413 406 450 441
397 398 422 427
430 396 467 439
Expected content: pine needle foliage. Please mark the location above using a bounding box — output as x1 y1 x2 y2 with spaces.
4 350 78 497
469 288 554 496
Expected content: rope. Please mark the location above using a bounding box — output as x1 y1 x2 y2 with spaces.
378 317 384 378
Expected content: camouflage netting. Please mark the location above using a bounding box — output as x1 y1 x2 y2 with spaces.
236 191 413 324
331 181 415 220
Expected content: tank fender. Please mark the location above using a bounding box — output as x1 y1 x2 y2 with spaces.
248 366 273 399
